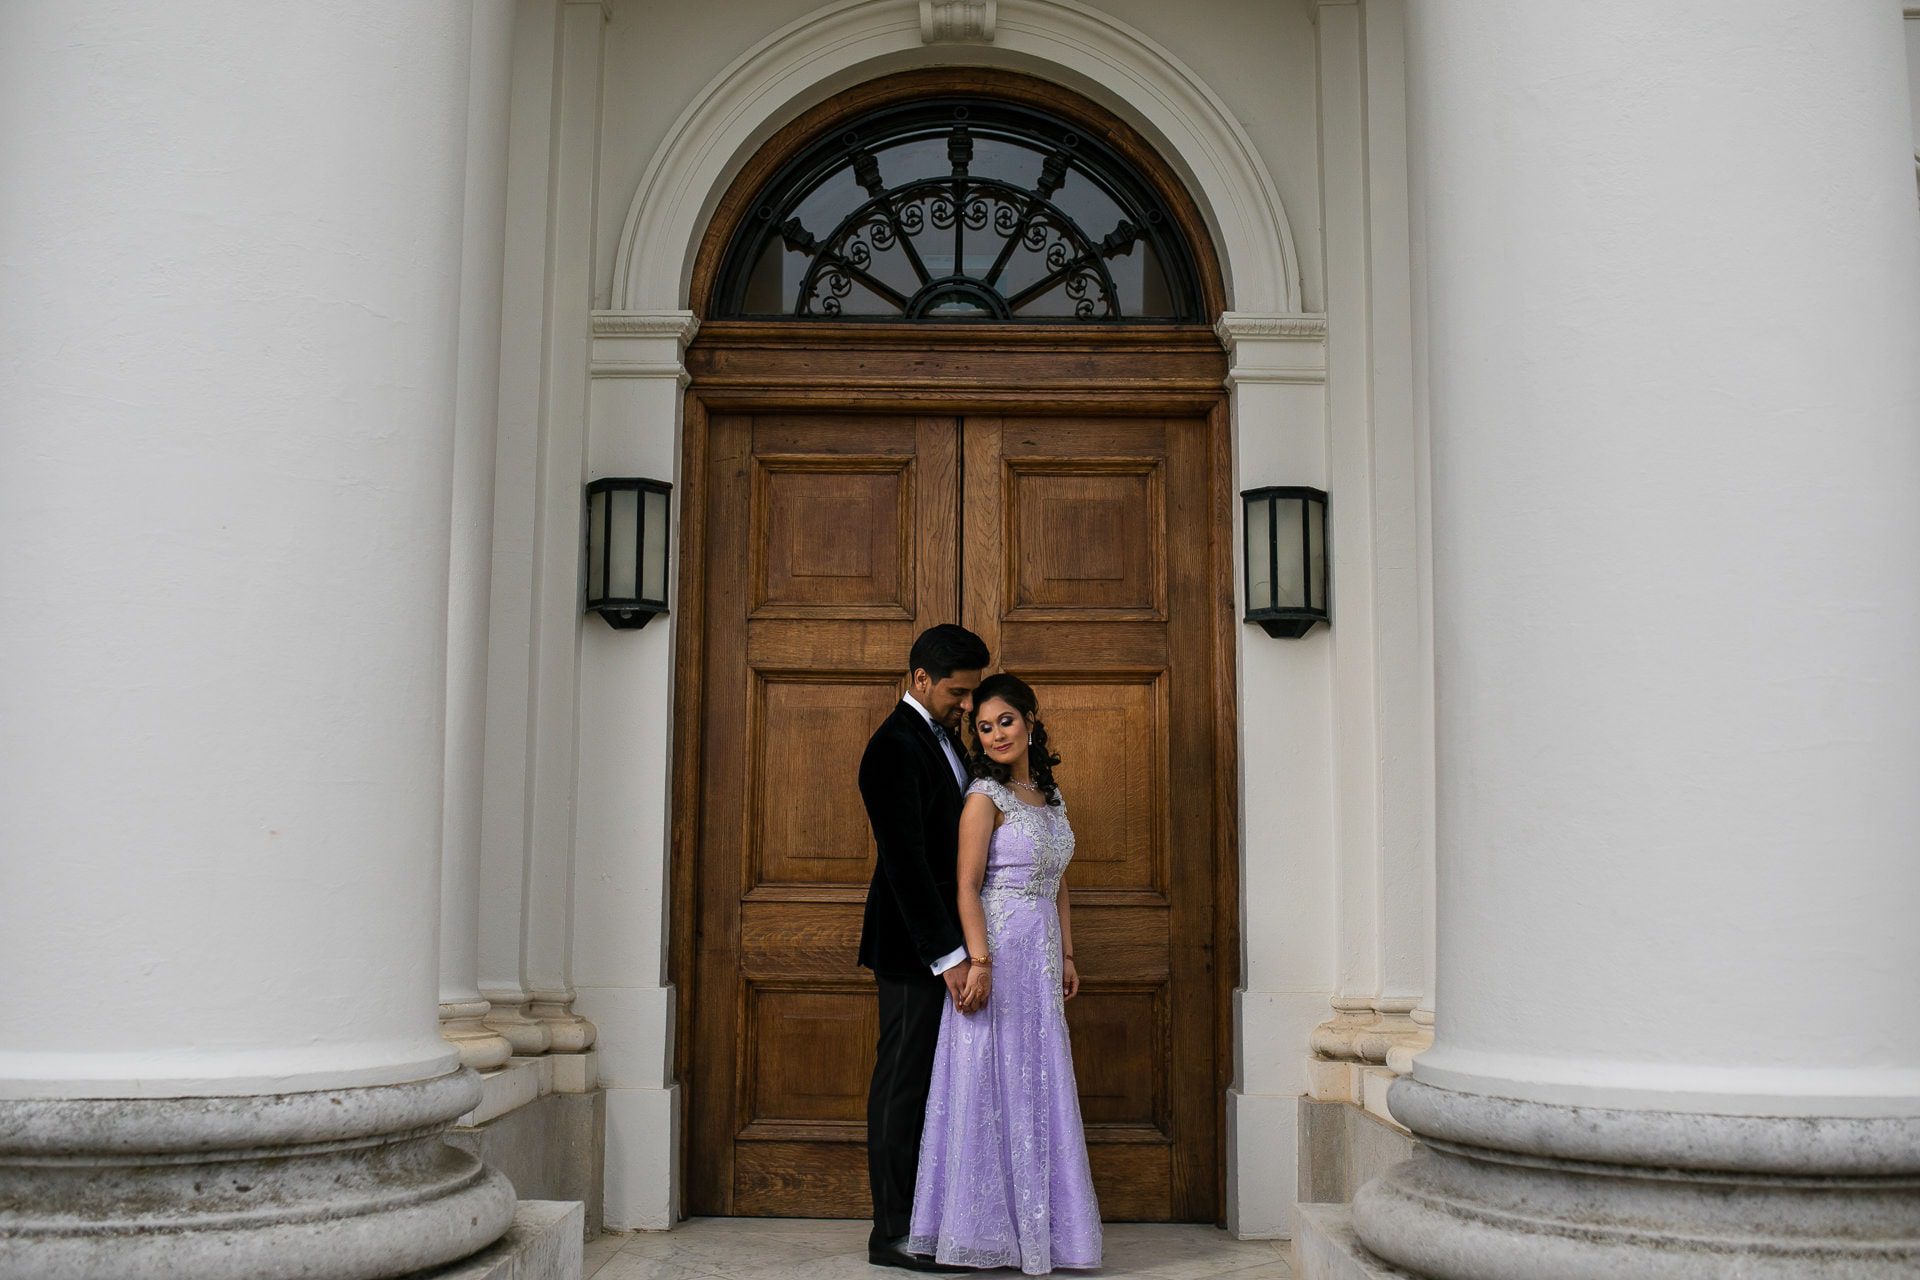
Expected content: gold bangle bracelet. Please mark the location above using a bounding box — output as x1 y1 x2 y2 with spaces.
969 954 991 966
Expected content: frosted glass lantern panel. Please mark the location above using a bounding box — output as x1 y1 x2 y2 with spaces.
588 489 608 600
641 487 670 602
1272 497 1306 607
1305 496 1326 610
608 487 640 599
1245 496 1273 609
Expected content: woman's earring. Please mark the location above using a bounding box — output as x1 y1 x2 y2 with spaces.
1027 736 1033 746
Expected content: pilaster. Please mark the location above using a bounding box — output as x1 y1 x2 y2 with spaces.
440 0 519 1078
1216 311 1331 1238
573 308 699 1230
479 0 606 1063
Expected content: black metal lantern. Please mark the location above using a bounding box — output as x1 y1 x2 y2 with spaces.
585 477 672 629
1242 486 1329 637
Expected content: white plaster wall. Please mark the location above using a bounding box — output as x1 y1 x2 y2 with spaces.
594 0 1326 310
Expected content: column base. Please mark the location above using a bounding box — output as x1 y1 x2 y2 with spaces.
442 998 515 1072
1352 1078 1920 1279
0 1069 517 1280
483 996 554 1055
529 992 597 1055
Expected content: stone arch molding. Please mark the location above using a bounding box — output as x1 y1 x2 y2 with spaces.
609 0 1303 315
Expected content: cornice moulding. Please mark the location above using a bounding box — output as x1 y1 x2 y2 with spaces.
1215 312 1328 344
1217 312 1328 384
591 310 702 342
588 361 694 384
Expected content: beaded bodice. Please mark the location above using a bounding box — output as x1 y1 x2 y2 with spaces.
968 778 1075 902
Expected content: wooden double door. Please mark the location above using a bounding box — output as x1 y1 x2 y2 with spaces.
685 397 1231 1222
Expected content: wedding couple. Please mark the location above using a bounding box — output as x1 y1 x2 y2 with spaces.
857 624 1102 1276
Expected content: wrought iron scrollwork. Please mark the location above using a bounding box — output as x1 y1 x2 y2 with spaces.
715 98 1203 322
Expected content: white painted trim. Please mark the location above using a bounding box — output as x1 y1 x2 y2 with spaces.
607 0 1302 314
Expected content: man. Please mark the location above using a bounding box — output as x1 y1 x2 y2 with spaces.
857 623 991 1271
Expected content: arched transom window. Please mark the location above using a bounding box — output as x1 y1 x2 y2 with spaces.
713 97 1206 322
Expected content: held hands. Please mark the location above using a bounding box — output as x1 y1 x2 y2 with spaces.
957 960 992 1014
941 960 971 1009
942 960 992 1014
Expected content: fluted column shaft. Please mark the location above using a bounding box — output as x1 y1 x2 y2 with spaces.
0 4 514 1275
1354 4 1920 1277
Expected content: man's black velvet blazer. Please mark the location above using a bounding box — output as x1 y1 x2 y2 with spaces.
856 700 969 980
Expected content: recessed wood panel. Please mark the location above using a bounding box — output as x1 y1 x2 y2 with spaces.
750 457 913 618
1028 675 1166 895
1006 459 1165 620
1066 985 1168 1131
1087 1143 1175 1223
751 675 899 887
739 901 866 977
747 987 878 1126
735 1142 873 1218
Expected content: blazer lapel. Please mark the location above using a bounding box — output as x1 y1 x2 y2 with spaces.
896 702 962 800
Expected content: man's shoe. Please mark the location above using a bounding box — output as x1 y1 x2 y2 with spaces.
867 1236 967 1272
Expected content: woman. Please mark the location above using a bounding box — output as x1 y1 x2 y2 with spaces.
906 673 1102 1274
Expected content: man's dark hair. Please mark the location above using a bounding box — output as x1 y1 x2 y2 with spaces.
908 624 989 682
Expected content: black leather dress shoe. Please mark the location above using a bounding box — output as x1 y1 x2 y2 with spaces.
867 1236 968 1272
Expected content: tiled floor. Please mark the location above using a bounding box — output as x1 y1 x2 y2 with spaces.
582 1218 1291 1280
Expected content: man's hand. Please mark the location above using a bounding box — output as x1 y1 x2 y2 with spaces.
942 959 972 1010
958 962 992 1014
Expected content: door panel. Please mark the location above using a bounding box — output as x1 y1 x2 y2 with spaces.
963 415 1218 1222
692 413 958 1218
690 408 1219 1222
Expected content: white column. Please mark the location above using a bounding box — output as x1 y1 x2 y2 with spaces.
1304 0 1436 1123
573 310 700 1230
0 5 514 1277
1356 3 1920 1276
521 0 608 1060
478 0 603 1064
440 0 519 1076
479 0 561 1059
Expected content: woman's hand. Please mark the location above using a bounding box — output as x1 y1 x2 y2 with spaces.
959 962 993 1013
1062 957 1080 1001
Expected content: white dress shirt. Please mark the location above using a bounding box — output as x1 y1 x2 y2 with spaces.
901 692 970 977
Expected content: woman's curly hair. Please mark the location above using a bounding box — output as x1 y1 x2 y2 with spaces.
965 672 1063 805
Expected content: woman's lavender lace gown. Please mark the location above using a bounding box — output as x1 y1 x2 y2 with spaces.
906 778 1102 1274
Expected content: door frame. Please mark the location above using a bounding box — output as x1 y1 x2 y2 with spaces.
668 323 1242 1218
670 67 1242 1220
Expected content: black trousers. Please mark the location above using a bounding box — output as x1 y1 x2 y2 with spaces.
867 971 947 1244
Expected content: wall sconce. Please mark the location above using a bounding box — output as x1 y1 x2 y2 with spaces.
1242 486 1328 637
585 477 672 629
